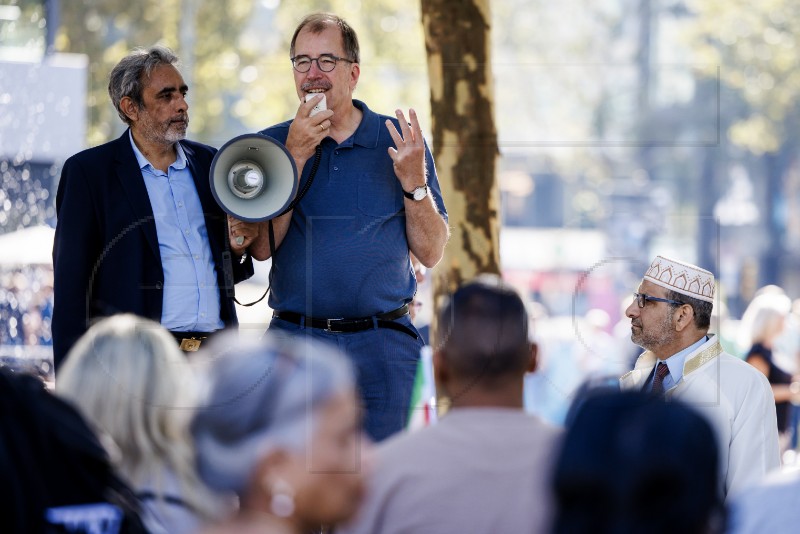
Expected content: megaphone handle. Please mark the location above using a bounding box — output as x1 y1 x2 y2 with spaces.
232 220 275 307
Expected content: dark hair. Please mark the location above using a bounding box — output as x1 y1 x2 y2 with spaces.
563 374 622 427
553 391 724 534
290 13 360 64
666 289 713 330
0 367 148 532
108 46 180 125
437 275 531 388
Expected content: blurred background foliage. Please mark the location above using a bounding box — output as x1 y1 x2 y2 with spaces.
53 0 430 146
3 0 800 307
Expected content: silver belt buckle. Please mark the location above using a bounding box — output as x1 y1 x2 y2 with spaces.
325 318 344 332
179 338 202 352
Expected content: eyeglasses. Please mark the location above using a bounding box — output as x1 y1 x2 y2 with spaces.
633 292 684 309
290 54 354 73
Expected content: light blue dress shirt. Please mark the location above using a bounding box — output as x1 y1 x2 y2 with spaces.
129 133 224 332
645 335 709 393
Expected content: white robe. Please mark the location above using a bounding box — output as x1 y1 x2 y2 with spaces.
620 335 780 499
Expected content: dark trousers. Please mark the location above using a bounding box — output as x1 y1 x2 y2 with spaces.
268 314 422 442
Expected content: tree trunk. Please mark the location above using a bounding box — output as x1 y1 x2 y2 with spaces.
421 0 500 347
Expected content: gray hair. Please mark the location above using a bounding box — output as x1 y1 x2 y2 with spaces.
56 314 226 521
191 332 355 495
108 46 180 125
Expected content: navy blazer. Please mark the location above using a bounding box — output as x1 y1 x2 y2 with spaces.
52 130 253 368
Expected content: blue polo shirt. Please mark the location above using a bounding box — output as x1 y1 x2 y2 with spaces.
260 100 447 318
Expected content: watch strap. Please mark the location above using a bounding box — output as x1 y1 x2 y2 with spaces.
403 184 428 200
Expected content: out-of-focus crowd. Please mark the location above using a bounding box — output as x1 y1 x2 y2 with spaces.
1 275 800 534
0 265 54 381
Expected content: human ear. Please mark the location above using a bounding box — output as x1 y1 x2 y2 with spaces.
674 304 694 332
120 96 138 123
526 342 538 373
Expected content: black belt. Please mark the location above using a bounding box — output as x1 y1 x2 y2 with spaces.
170 331 215 352
273 304 418 339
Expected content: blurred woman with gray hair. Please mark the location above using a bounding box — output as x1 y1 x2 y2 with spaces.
191 333 368 533
55 314 228 533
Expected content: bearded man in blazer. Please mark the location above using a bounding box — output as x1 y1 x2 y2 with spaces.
52 46 257 368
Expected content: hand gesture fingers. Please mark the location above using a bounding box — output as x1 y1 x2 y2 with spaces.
385 108 426 187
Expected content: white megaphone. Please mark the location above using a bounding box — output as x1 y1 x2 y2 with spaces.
210 134 298 222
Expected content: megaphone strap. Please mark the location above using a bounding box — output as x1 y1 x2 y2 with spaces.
276 145 323 217
227 145 322 308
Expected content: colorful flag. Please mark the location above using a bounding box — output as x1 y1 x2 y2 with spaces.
406 345 437 431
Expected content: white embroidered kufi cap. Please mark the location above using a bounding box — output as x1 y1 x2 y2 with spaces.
643 255 715 303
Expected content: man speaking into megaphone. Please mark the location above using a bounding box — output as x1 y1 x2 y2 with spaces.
246 13 450 442
52 46 259 368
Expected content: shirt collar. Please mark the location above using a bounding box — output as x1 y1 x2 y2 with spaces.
659 335 709 384
128 129 187 172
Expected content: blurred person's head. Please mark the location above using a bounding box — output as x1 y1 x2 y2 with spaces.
435 274 537 408
553 391 724 534
564 375 622 427
191 333 365 532
56 314 222 520
1 367 148 532
740 291 792 348
625 256 714 359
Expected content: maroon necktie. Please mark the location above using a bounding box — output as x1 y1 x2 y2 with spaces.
651 362 670 396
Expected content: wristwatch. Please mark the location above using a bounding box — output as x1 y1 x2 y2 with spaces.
403 184 429 201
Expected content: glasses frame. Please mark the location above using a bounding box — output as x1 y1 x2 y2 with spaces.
290 54 355 73
633 292 685 309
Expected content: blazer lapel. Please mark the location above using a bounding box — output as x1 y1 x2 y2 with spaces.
114 130 160 259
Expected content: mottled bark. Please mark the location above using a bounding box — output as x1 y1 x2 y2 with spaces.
421 0 500 347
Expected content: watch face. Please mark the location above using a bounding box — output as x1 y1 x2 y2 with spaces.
413 186 428 201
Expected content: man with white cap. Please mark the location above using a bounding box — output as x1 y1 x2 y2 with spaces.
620 255 780 499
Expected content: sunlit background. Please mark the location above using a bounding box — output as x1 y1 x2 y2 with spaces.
2 0 800 423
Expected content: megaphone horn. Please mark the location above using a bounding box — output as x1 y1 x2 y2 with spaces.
210 134 298 222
